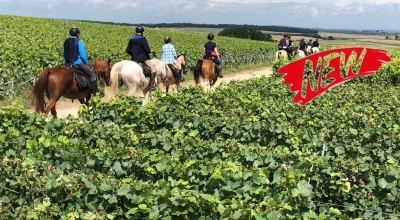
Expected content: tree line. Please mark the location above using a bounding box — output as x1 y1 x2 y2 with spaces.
218 27 276 42
68 19 318 34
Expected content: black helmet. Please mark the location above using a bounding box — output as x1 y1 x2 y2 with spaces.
164 36 171 44
136 26 144 33
207 33 214 40
284 34 288 37
69 27 80 36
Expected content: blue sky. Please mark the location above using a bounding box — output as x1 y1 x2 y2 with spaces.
1 0 400 30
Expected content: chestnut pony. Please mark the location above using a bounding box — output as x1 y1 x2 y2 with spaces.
159 53 188 93
193 55 223 90
31 58 112 118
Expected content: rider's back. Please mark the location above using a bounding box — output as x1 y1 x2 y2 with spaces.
127 36 150 62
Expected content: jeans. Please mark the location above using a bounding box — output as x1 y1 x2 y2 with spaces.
212 56 221 65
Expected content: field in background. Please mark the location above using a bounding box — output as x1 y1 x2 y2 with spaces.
169 27 400 49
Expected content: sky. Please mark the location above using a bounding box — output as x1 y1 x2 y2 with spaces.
1 0 400 30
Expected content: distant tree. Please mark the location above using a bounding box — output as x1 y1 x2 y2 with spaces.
327 36 334 40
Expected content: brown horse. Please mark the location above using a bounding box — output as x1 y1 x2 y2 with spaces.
31 58 112 118
193 55 222 90
159 53 188 93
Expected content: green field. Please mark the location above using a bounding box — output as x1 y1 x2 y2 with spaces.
0 15 277 103
2 14 400 219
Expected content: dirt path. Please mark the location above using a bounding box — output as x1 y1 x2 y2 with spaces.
31 67 273 118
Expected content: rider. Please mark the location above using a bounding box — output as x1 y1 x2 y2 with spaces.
161 36 184 82
278 34 291 59
308 39 313 47
312 38 320 48
299 38 307 55
287 35 293 57
126 26 157 91
62 27 101 97
203 33 223 78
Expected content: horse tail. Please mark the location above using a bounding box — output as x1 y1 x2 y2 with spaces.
193 60 202 84
104 61 123 101
31 68 50 113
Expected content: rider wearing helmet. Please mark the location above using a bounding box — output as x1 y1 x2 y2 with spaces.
161 36 184 82
62 27 102 97
203 33 223 78
126 26 157 91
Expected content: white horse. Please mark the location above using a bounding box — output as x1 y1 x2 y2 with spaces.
275 50 288 60
311 46 320 54
104 58 168 103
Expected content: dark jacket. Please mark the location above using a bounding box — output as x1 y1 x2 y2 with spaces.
312 41 319 48
278 38 287 47
126 35 151 62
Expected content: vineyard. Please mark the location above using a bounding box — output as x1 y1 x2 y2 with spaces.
2 71 400 219
0 14 277 100
2 13 400 219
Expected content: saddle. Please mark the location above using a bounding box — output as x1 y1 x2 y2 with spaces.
134 61 152 77
167 64 180 78
65 63 92 91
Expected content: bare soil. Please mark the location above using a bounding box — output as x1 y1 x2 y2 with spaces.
27 67 273 118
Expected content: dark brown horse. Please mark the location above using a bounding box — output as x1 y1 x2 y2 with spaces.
31 58 112 118
193 55 222 90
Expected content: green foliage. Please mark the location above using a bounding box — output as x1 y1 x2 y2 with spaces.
0 14 277 99
1 75 400 219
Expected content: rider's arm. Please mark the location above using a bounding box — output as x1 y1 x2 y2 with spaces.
214 47 220 58
78 40 89 65
172 45 177 58
142 40 151 55
126 40 132 55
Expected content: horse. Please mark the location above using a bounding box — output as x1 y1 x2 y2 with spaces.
293 47 306 58
103 58 168 103
193 55 223 90
311 47 320 54
31 58 112 118
159 53 188 94
275 50 288 60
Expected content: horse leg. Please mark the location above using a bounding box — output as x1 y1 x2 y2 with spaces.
166 85 169 94
44 97 59 118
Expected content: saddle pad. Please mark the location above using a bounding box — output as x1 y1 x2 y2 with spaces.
67 67 92 91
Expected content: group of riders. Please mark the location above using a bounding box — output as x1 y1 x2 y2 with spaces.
278 34 320 59
62 26 224 96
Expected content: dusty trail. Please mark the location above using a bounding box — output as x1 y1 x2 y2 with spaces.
28 67 273 118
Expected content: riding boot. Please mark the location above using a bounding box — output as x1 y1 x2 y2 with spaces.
178 70 185 82
217 65 224 78
91 80 98 96
149 72 156 91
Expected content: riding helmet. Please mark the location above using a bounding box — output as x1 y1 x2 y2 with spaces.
164 36 171 44
207 33 214 40
69 27 81 36
136 26 144 33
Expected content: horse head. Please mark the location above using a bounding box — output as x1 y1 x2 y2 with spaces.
177 52 188 74
89 57 112 86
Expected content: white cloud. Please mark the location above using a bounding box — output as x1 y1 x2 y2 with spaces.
114 2 137 9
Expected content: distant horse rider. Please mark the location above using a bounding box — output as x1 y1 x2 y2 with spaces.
203 33 223 78
62 27 103 97
161 36 184 82
126 26 157 91
312 38 319 48
299 38 308 55
278 34 291 58
287 35 294 57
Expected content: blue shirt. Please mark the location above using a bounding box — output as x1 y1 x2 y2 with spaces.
62 36 89 65
161 43 177 64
